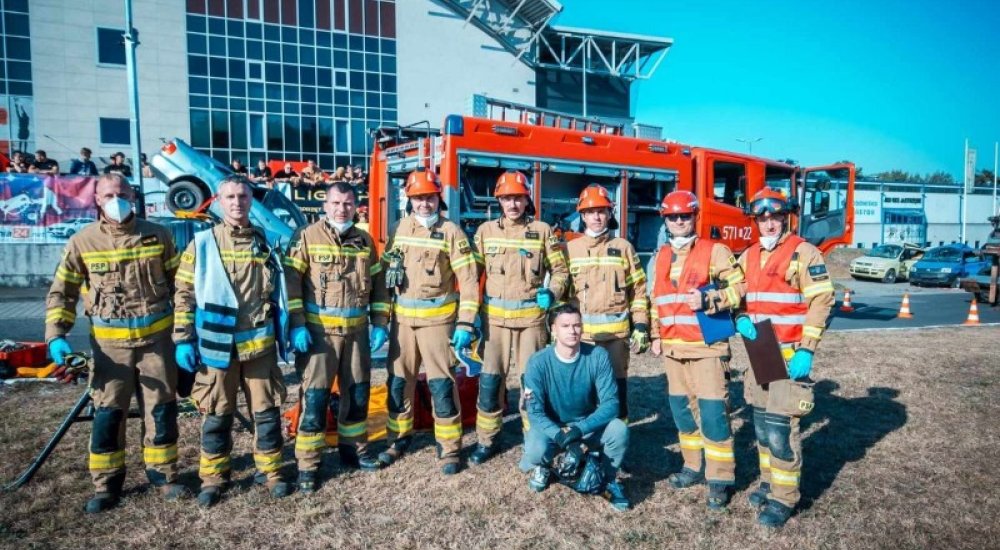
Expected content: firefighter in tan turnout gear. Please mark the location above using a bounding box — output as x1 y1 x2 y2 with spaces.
565 185 649 422
376 168 480 475
468 171 569 465
173 176 292 508
45 173 185 513
282 182 390 492
649 190 746 511
735 187 834 528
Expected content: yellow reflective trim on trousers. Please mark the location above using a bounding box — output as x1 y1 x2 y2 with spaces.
143 444 178 465
283 255 308 273
338 421 366 438
235 335 275 356
583 319 630 335
434 423 462 440
56 265 84 284
482 237 543 251
393 236 449 251
704 443 735 462
770 467 800 487
759 451 771 470
199 455 231 475
393 301 457 318
803 280 834 298
89 450 126 470
91 314 173 340
254 450 283 473
387 416 414 434
46 308 76 324
476 413 502 431
81 244 164 263
678 433 704 450
175 268 195 284
802 325 824 339
295 432 326 452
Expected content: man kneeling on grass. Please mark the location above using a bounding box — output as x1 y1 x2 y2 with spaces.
518 303 630 511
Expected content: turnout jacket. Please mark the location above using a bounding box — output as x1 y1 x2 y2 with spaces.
566 233 648 341
46 216 179 348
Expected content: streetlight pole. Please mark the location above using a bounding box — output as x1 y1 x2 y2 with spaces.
736 137 763 154
124 0 144 217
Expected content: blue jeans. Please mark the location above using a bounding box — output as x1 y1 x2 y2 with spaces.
519 418 629 473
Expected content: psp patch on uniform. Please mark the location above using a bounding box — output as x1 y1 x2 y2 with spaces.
548 235 559 245
430 231 444 240
88 261 110 273
808 264 829 280
799 400 815 413
181 252 195 264
525 231 540 240
141 235 159 245
457 240 471 254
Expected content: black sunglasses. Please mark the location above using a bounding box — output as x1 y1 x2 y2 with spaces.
664 214 693 222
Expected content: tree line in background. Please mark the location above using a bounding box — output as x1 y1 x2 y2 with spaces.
834 161 996 186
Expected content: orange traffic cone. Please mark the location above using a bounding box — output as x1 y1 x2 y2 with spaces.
963 299 980 326
897 292 913 319
839 289 854 312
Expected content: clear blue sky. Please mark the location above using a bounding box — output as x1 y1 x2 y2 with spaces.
554 0 1000 178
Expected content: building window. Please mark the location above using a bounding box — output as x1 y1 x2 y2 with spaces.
712 161 748 208
96 27 126 66
99 118 131 145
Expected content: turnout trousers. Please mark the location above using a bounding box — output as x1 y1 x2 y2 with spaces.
663 355 735 486
191 349 287 488
88 334 179 493
293 325 372 471
476 323 548 447
744 366 815 507
387 323 463 463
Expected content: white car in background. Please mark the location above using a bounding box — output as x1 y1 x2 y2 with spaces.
46 217 96 239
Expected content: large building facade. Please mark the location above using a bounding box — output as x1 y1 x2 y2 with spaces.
6 0 667 170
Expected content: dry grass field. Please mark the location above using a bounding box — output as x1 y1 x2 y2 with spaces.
1 326 998 549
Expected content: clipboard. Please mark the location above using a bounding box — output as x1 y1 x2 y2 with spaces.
741 319 788 385
696 284 736 345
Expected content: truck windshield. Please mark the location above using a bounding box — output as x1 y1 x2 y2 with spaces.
870 244 902 259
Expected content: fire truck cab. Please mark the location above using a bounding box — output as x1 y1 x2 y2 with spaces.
368 98 854 262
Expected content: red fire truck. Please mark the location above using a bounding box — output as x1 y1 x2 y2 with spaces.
367 98 854 261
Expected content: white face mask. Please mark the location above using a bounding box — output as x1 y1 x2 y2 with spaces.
669 235 696 249
760 235 781 251
102 197 133 223
328 219 353 234
415 213 439 228
584 227 608 238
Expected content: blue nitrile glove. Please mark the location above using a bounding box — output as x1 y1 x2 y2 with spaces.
370 325 388 352
48 337 73 366
735 315 757 340
536 289 554 311
451 327 474 350
175 343 198 373
788 349 814 380
291 326 312 353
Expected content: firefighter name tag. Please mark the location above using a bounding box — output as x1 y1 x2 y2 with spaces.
808 264 830 281
430 231 444 240
141 235 159 245
88 261 111 273
608 248 621 257
525 231 540 240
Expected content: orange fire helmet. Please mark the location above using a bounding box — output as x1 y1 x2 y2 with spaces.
494 171 531 197
659 190 699 216
576 185 614 212
405 169 442 197
747 187 794 217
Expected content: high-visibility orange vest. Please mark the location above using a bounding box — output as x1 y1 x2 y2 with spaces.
743 235 808 344
651 239 715 343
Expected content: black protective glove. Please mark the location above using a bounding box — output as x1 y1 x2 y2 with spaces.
554 442 587 479
553 426 583 449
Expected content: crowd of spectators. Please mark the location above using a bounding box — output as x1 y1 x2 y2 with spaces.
242 157 368 193
4 148 154 179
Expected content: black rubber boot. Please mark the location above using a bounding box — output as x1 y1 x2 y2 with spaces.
706 482 732 511
269 480 292 499
197 487 221 509
667 467 705 489
469 444 496 466
747 482 771 509
376 437 412 468
297 470 318 495
441 459 462 476
758 499 795 528
84 492 120 514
